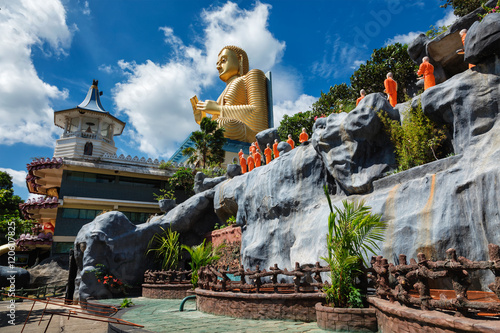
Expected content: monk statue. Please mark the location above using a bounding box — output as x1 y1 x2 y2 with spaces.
254 149 262 167
299 128 309 144
273 139 280 158
459 29 475 69
287 134 295 149
384 72 397 107
417 56 435 91
240 154 247 174
264 143 272 164
192 45 269 143
356 89 366 106
247 152 255 172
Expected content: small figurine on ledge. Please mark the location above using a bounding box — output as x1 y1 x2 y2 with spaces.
356 89 366 106
384 72 397 107
299 128 309 144
264 143 272 164
273 139 280 158
287 134 295 149
417 56 435 91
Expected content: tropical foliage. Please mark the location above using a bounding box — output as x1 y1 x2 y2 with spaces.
378 100 449 172
321 186 386 308
168 167 195 195
440 0 482 16
147 227 181 270
181 239 224 288
0 171 33 244
182 117 225 168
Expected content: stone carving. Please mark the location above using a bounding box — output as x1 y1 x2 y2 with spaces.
464 13 500 64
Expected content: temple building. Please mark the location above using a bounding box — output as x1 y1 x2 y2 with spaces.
20 80 173 261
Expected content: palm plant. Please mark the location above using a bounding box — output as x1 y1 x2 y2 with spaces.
321 185 386 308
182 117 225 168
147 227 181 270
181 239 224 288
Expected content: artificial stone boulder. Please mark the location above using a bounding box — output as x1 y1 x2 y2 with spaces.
194 172 227 194
0 266 30 289
277 141 292 155
465 13 500 64
226 164 242 178
28 260 68 288
256 128 279 152
74 188 220 301
311 93 399 194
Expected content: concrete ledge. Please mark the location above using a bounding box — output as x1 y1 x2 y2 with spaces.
368 297 500 333
195 288 324 322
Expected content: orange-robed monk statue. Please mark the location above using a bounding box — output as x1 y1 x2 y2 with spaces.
264 143 272 164
240 154 247 174
417 56 435 91
247 152 255 172
384 72 397 107
299 128 309 144
273 139 279 158
192 45 269 143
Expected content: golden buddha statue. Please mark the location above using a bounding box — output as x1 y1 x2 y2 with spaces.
192 45 269 143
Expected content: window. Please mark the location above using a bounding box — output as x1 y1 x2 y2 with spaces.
66 171 115 183
119 176 160 188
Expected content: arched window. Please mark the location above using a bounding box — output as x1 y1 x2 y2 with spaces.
84 142 93 156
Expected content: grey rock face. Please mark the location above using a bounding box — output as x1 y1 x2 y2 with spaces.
194 172 227 194
159 199 176 213
0 266 30 289
74 188 219 301
256 128 279 152
312 93 399 194
226 164 242 178
277 141 291 154
28 260 68 288
465 13 500 64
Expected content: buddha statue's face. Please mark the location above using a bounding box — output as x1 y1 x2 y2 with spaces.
217 48 240 82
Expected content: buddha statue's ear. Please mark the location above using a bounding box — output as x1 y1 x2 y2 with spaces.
238 54 244 76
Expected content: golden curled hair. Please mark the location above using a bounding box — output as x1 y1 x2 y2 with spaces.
219 45 249 75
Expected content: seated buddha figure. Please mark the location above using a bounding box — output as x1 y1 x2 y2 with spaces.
193 45 269 143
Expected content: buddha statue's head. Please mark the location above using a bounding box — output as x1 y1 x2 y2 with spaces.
217 45 249 82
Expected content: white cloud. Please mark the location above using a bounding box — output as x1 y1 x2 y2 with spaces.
98 64 114 74
385 10 458 46
82 1 91 15
0 0 71 147
311 36 365 79
0 168 27 188
273 94 317 126
113 1 292 158
385 31 424 46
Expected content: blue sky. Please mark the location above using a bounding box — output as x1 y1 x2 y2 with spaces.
0 0 457 200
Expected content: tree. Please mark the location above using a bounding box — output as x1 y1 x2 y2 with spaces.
0 171 33 244
310 83 357 117
182 117 225 168
350 43 418 103
440 0 482 16
277 111 316 144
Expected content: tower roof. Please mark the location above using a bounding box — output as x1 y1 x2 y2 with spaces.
77 79 106 112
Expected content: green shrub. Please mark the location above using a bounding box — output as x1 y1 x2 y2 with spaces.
181 239 224 288
321 186 386 308
379 100 449 172
147 227 181 270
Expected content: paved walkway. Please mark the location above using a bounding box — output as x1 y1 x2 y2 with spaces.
100 297 329 333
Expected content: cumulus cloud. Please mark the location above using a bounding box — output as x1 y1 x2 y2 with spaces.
113 1 309 158
385 10 458 46
385 31 424 46
0 0 71 147
0 168 27 188
273 94 317 125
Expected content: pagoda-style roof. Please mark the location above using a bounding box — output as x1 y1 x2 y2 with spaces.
77 79 106 112
54 80 125 136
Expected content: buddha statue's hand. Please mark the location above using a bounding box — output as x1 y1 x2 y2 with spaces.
197 100 221 115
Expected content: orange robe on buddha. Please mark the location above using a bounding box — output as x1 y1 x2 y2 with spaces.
384 78 397 107
254 151 262 167
264 147 272 164
287 138 295 149
299 132 309 143
417 62 435 90
273 142 279 158
247 155 255 171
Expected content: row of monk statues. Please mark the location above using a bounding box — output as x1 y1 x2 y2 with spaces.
238 128 309 174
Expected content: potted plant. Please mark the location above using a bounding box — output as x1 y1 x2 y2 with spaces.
316 185 386 332
154 188 176 213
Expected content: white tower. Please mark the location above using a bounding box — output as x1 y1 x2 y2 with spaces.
53 80 125 159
